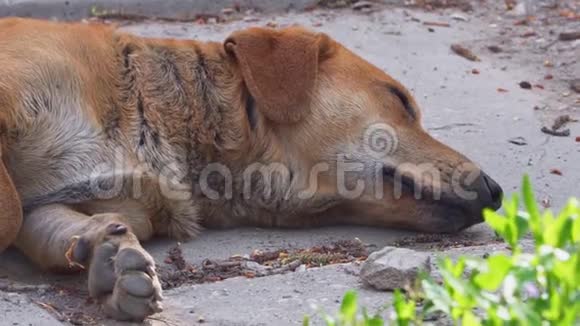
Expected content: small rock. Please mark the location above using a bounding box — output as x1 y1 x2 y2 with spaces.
519 81 532 89
360 247 430 291
570 79 580 93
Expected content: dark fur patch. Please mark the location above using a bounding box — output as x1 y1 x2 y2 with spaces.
27 95 49 116
193 45 212 122
137 93 148 147
103 101 122 139
245 91 257 130
22 174 134 210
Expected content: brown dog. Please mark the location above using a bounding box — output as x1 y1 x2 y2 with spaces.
0 18 502 321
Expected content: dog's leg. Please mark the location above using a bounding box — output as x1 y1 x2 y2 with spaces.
15 204 163 321
0 146 23 252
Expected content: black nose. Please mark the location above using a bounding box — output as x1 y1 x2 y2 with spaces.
458 171 503 229
483 173 503 210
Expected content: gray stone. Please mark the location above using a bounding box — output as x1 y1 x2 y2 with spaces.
360 247 431 291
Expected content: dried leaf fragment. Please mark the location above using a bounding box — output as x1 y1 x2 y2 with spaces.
451 44 480 61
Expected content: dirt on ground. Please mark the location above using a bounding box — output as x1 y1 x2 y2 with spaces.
390 232 504 250
159 239 368 290
0 240 368 325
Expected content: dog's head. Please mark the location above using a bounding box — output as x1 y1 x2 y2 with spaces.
224 27 502 233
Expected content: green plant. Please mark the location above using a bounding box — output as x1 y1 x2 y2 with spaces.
304 176 580 325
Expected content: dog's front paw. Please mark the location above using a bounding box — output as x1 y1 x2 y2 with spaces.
87 224 163 321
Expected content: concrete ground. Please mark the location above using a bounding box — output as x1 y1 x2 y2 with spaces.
0 1 578 325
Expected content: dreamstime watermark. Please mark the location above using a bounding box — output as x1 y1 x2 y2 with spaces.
77 123 485 204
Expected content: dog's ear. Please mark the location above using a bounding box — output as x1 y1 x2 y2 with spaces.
224 27 332 124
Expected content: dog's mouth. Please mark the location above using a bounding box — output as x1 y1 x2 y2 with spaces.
329 165 502 233
376 164 503 233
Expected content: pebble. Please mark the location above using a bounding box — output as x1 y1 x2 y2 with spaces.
360 246 430 291
519 81 532 89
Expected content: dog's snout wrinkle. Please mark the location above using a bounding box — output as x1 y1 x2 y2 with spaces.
382 165 419 196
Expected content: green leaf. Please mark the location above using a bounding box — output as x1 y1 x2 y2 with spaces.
365 317 384 326
503 194 520 220
340 291 358 323
393 290 415 321
462 310 482 326
484 209 507 238
303 315 310 326
544 211 573 248
573 215 580 244
559 198 579 244
474 254 512 291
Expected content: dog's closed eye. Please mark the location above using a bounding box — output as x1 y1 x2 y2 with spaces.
389 87 416 120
